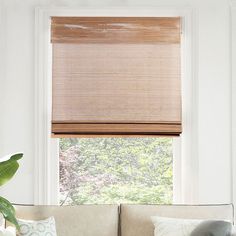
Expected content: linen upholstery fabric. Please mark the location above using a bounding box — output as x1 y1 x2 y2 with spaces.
190 220 232 236
120 204 233 236
11 204 233 236
151 216 202 236
17 217 56 236
13 205 119 236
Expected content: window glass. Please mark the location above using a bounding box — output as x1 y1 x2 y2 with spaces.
59 138 173 205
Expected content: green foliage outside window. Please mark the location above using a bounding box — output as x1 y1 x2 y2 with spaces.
59 138 173 205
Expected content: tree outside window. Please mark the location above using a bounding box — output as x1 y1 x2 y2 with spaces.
59 138 173 205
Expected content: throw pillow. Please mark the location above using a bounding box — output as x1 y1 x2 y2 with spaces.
190 220 232 236
151 216 202 236
0 226 15 236
17 216 57 236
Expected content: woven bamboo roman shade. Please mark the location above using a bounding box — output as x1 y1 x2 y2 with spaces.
51 17 182 136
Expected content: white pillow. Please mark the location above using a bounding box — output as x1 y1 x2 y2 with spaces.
0 226 16 236
17 216 57 236
151 216 202 236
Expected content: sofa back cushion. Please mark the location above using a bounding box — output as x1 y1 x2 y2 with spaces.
120 204 233 236
14 205 119 236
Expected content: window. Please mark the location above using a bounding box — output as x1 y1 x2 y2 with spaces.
52 16 182 205
35 9 198 205
59 137 174 205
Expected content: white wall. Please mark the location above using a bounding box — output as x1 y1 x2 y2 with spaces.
197 3 231 203
231 1 236 209
0 0 232 204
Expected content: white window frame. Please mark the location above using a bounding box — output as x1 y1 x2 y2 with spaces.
34 6 198 205
231 1 236 222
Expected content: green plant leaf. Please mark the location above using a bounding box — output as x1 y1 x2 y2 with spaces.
0 153 23 186
9 153 23 161
0 196 19 230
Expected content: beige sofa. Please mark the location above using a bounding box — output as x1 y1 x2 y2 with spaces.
14 204 233 236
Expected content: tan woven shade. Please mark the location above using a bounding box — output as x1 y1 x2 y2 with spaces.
51 17 182 136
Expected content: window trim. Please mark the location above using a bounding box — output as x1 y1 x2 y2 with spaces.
231 1 236 222
34 6 198 205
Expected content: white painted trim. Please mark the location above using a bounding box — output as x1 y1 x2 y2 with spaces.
231 4 236 221
173 137 182 203
173 8 199 204
34 6 198 205
180 8 199 204
34 8 59 205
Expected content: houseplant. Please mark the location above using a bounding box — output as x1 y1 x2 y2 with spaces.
0 153 23 230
